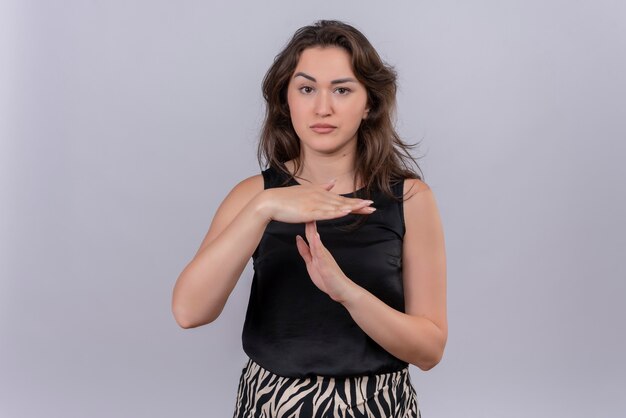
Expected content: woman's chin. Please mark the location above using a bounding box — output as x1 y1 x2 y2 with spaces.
299 138 357 156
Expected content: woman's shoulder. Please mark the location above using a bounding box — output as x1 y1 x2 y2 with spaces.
234 165 293 195
230 173 265 196
402 177 431 199
216 174 265 211
401 177 442 230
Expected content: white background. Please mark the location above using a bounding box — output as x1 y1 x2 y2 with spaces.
2 1 625 417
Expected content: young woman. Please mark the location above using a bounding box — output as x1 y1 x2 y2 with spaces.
172 20 447 418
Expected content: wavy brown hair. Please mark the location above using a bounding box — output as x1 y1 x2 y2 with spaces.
258 20 423 200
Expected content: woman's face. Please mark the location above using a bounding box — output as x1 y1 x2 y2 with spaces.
287 46 369 157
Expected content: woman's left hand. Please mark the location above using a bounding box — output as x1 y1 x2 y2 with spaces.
295 221 357 303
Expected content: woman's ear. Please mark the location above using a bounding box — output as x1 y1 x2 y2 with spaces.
363 108 370 120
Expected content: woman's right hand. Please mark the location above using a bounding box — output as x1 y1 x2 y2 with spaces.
172 175 374 328
256 181 376 224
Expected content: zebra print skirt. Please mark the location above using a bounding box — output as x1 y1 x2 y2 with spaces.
233 358 421 418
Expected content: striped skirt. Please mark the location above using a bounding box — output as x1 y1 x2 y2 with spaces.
233 358 421 418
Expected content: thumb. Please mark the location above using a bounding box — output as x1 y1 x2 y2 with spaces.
296 235 312 264
320 178 336 191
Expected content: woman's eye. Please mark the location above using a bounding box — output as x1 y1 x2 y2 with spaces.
335 87 351 95
299 86 314 94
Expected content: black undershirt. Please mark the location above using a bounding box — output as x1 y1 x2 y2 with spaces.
241 166 408 378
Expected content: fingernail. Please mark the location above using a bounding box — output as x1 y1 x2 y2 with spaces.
363 200 374 205
365 207 377 212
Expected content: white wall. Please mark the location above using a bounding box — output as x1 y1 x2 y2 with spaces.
1 1 625 417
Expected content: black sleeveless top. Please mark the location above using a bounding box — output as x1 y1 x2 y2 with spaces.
241 166 408 378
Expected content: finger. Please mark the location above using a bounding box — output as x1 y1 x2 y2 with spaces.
350 206 377 215
313 201 352 212
340 197 374 208
295 235 312 263
305 222 319 257
317 193 368 208
315 207 368 220
305 221 315 243
310 198 373 220
311 222 323 257
339 201 375 213
314 200 371 215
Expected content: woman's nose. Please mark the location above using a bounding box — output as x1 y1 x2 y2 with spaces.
314 91 332 116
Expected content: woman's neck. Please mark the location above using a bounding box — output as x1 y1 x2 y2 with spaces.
287 151 361 193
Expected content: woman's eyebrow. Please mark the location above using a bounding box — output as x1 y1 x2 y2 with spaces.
293 72 357 84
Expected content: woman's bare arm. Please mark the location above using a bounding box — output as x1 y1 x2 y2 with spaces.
296 179 447 370
172 176 375 329
171 175 267 328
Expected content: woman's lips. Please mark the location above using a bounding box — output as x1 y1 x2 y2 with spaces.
310 124 337 134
